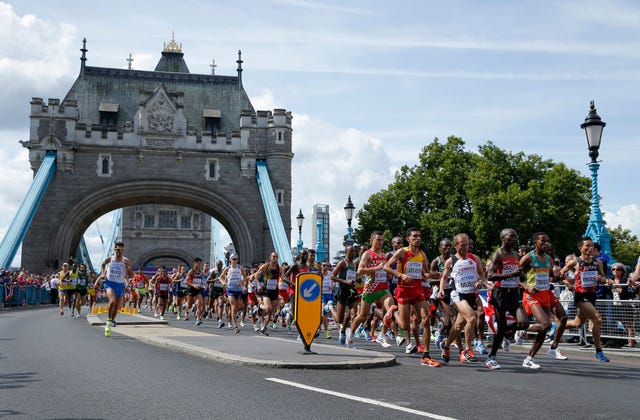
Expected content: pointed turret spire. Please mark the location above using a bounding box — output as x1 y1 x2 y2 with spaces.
80 38 88 77
236 50 243 86
155 32 190 73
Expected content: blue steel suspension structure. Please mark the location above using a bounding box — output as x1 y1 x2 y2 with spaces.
256 160 293 264
0 151 57 269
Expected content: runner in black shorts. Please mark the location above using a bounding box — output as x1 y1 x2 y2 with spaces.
330 245 360 345
486 228 529 370
256 252 281 335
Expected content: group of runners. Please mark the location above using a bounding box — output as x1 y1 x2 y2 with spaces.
92 228 612 369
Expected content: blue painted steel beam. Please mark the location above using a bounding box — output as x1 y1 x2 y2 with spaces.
77 237 95 272
97 208 122 274
0 151 57 269
256 160 293 264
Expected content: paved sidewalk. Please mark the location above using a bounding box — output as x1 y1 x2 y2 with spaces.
87 313 396 369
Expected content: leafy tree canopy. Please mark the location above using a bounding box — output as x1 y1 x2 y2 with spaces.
354 136 593 259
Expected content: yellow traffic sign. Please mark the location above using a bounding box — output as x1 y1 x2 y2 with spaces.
295 272 322 352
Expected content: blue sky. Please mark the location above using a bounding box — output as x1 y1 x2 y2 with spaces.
1 0 639 269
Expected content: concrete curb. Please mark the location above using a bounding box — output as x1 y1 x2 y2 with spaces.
97 322 396 370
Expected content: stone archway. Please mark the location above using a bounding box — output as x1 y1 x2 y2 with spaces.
136 248 191 268
48 180 256 271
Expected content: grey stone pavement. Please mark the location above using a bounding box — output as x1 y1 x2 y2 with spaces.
87 312 640 369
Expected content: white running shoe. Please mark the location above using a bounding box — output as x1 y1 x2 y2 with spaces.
515 330 525 345
502 337 511 352
405 342 417 354
547 347 568 360
396 336 406 346
522 356 540 369
376 332 391 348
346 329 356 349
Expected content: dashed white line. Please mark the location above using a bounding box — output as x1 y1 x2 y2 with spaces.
265 377 457 419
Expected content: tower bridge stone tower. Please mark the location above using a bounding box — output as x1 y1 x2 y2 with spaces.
19 36 293 273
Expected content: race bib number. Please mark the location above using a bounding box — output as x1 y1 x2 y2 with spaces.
159 283 168 291
534 273 550 290
405 262 422 280
581 270 597 288
267 279 278 290
456 275 476 293
501 263 519 288
375 270 387 284
345 270 356 282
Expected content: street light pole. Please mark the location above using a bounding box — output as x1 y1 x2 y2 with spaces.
581 100 615 263
296 209 304 254
344 195 355 247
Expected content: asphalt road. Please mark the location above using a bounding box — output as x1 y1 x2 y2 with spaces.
1 307 639 419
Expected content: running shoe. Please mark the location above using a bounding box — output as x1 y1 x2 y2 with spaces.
177 315 182 320
228 323 234 329
254 325 260 332
159 315 165 320
435 334 443 349
462 350 478 363
235 326 241 334
195 320 202 326
486 356 501 370
502 337 510 352
75 313 80 319
365 332 374 342
261 327 270 336
396 336 406 346
417 344 424 353
547 347 568 360
325 330 332 339
383 305 397 328
111 320 117 328
405 342 417 354
346 329 355 349
376 332 391 348
515 331 525 345
522 356 540 369
595 351 609 362
441 347 450 363
339 330 346 345
240 321 245 327
104 320 112 337
217 321 225 329
354 325 363 338
420 355 442 367
474 341 489 355
60 309 64 316
184 316 190 321
154 312 158 318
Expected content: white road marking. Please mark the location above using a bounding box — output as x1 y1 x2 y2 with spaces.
265 377 457 419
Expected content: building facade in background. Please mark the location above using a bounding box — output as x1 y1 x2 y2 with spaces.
311 204 330 262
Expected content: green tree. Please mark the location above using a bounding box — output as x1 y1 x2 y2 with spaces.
610 225 639 267
355 136 591 258
354 137 475 256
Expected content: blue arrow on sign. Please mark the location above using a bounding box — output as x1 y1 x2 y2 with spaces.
300 278 320 302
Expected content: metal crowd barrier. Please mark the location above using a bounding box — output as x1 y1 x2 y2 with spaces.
1 284 52 307
559 298 640 342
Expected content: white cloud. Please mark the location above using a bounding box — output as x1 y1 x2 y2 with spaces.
604 204 640 238
291 112 394 259
0 2 76 88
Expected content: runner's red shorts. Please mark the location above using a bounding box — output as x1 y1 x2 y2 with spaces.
523 289 559 315
394 285 425 305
